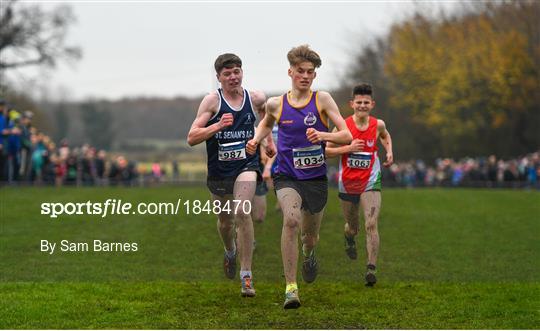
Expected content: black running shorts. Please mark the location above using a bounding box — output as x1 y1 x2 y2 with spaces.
273 174 328 214
338 190 381 204
255 180 268 196
207 164 261 197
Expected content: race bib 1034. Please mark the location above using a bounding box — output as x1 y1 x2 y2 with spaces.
293 145 324 169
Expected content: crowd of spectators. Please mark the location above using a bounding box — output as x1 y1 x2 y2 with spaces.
329 152 540 189
0 99 138 186
3 99 538 189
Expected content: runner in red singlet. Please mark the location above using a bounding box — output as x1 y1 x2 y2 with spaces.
326 83 393 287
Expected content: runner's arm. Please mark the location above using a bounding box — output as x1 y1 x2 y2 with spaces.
187 93 229 146
316 91 352 145
378 119 394 167
247 96 279 154
251 90 276 157
325 128 351 158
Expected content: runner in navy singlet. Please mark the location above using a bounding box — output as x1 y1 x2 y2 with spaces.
187 53 275 298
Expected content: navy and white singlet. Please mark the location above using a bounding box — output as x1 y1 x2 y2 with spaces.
205 88 260 178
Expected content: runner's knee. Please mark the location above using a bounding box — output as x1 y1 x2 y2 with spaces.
218 217 234 231
347 223 359 236
252 211 264 223
283 214 301 231
365 219 377 233
235 210 252 226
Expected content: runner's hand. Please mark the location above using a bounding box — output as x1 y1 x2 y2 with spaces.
265 140 276 158
348 139 365 153
383 152 394 167
262 167 272 181
246 139 258 155
218 113 233 130
306 128 323 144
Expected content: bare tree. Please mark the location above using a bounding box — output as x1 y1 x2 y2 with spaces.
0 0 82 71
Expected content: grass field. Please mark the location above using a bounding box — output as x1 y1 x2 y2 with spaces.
1 187 539 329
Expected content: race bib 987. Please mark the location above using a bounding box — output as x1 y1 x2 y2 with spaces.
218 141 246 161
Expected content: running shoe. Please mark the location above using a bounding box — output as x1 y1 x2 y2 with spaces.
241 275 256 297
344 234 357 260
302 252 318 283
365 264 377 287
283 288 301 309
223 251 237 279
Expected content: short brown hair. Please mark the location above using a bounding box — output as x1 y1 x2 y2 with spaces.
287 44 322 68
214 53 242 74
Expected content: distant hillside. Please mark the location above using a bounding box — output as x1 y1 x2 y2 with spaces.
39 95 202 148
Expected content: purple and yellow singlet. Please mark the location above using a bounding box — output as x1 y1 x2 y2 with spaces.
275 91 329 180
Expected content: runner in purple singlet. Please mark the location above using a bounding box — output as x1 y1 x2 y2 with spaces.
247 45 351 309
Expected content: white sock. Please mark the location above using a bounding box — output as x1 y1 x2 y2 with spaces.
240 270 252 279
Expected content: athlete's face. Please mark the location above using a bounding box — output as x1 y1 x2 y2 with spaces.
217 66 243 92
350 95 375 116
288 62 316 91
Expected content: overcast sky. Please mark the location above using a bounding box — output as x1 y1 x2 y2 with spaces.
14 1 458 101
